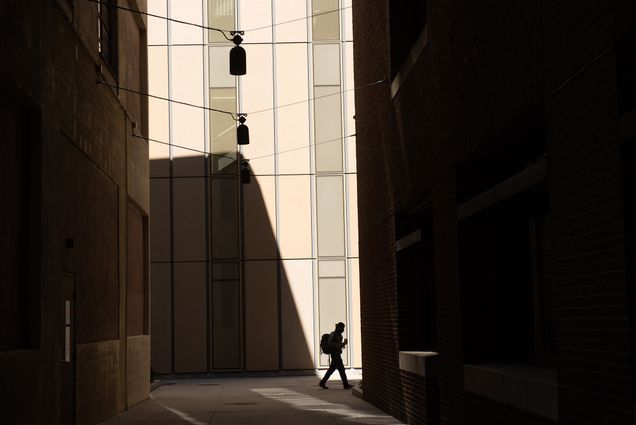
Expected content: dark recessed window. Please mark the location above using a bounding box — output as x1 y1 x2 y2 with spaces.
390 0 427 80
460 185 555 365
0 93 41 351
98 0 118 76
617 28 636 114
396 210 436 351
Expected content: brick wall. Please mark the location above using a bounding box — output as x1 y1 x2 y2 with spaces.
353 0 635 424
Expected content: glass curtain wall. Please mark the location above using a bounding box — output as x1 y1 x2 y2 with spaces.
148 0 359 373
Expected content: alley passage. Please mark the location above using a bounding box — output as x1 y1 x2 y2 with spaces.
99 376 405 425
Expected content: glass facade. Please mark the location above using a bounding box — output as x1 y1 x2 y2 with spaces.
148 0 358 373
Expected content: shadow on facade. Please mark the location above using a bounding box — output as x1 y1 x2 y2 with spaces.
149 152 315 374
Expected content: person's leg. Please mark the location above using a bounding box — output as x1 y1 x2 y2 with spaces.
333 355 350 387
319 357 337 388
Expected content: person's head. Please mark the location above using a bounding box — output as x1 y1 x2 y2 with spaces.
335 322 345 333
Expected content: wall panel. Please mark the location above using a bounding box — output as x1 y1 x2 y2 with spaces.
245 261 278 370
174 263 207 373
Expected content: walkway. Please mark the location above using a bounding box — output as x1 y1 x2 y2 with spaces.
100 375 404 425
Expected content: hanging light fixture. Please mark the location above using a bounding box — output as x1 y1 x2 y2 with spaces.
230 31 246 76
237 114 249 145
241 161 251 184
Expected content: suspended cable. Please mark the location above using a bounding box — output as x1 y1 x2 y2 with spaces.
249 80 385 115
98 79 386 118
85 0 354 36
243 5 353 33
247 133 357 161
134 132 357 161
86 0 232 40
97 79 238 119
148 40 354 47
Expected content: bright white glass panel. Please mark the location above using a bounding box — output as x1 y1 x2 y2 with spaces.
243 175 277 260
318 277 348 366
312 0 340 41
318 260 345 278
240 45 274 174
171 46 204 104
349 258 362 367
244 261 279 370
148 46 169 97
171 104 205 176
208 0 235 43
345 42 356 132
278 176 312 259
343 0 353 41
275 44 309 105
172 178 207 262
280 260 315 369
148 97 169 165
210 88 237 174
209 45 234 87
276 44 310 174
274 0 308 43
241 45 274 113
147 0 168 45
314 85 343 173
347 174 359 257
211 178 239 259
277 102 310 175
346 134 356 173
313 44 341 85
170 0 204 45
171 47 205 172
174 262 207 372
148 46 170 175
238 0 273 43
240 110 275 175
316 175 345 257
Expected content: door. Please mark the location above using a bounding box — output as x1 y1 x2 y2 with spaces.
60 271 75 425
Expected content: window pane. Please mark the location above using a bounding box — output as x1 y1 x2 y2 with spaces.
211 178 239 259
209 0 235 43
209 46 235 88
212 280 241 369
210 88 237 174
314 86 343 172
316 175 345 257
318 277 348 366
313 0 340 40
313 44 341 85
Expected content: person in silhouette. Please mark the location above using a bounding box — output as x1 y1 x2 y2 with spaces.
319 322 354 389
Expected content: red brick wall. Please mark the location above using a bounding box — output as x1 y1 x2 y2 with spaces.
353 0 635 424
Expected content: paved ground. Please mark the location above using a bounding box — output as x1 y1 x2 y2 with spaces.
100 375 405 425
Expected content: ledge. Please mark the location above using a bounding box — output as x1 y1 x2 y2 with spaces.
390 26 429 99
464 364 558 422
399 351 438 378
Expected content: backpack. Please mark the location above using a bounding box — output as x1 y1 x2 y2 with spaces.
320 333 332 355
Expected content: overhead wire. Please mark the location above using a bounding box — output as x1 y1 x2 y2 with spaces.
98 78 386 118
134 132 357 162
97 79 238 119
91 0 365 163
87 0 233 40
86 0 353 36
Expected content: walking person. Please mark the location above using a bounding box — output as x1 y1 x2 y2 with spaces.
319 322 354 389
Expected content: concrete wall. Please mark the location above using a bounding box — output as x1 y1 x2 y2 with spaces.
0 1 149 424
